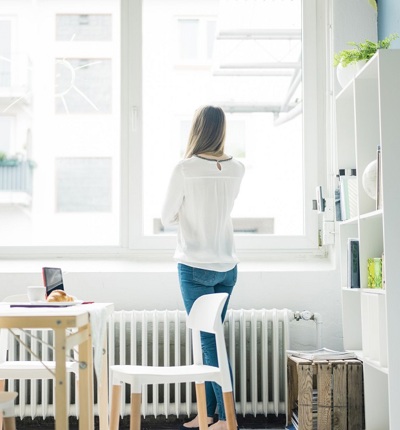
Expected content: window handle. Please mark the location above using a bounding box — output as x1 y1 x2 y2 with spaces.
130 106 138 132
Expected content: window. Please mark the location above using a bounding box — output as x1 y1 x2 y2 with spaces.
55 58 112 114
176 17 217 63
0 116 13 155
135 0 319 250
56 157 112 212
56 14 112 41
0 2 120 248
0 0 322 254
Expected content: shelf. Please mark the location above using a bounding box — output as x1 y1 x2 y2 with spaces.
342 287 361 293
361 287 385 295
338 217 358 226
359 209 382 220
336 80 354 100
362 357 389 374
347 349 363 361
336 50 400 428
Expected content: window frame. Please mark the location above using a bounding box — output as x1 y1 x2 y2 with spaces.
0 0 327 257
125 0 321 253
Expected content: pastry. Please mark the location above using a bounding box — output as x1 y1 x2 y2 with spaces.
46 290 74 302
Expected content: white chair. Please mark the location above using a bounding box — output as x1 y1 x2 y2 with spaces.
0 391 17 430
109 292 236 430
0 294 80 424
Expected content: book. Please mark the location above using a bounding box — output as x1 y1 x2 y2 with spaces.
335 175 342 221
287 347 357 360
339 173 358 220
348 238 360 288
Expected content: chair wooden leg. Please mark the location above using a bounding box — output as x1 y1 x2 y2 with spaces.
223 392 236 430
3 417 16 430
195 383 209 430
110 385 122 430
130 393 141 430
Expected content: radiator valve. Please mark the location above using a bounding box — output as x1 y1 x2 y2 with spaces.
301 310 313 321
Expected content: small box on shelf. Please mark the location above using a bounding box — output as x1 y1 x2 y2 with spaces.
367 257 383 289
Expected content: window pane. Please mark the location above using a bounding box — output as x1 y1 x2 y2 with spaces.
143 0 303 236
0 2 120 246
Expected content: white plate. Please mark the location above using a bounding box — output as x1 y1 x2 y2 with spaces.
32 300 84 307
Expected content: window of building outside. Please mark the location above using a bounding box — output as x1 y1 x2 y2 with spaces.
0 0 319 252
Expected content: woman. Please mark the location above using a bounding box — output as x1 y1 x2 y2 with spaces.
161 106 245 430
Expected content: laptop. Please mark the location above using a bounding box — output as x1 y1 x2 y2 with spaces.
42 267 64 297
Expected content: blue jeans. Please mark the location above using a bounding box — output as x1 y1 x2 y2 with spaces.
177 263 237 421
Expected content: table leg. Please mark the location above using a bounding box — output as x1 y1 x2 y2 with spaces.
54 327 68 430
0 379 5 429
78 324 94 430
98 336 109 430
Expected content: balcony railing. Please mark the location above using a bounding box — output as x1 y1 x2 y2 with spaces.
0 160 35 205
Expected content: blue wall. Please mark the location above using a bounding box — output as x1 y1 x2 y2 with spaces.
378 0 400 47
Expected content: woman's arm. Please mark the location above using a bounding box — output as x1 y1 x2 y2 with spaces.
161 163 184 227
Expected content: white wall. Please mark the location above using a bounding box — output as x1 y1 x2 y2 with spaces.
0 257 342 351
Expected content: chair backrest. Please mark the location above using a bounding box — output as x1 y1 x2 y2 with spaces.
187 293 232 392
186 293 228 334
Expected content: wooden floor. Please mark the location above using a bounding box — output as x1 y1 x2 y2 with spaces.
15 414 287 429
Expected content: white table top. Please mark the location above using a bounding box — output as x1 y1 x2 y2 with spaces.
0 302 114 317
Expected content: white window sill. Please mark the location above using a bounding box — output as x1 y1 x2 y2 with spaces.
0 251 335 274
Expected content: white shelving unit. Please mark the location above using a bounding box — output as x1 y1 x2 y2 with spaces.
336 50 400 430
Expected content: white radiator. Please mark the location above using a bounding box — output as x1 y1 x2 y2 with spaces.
7 308 321 419
109 308 293 418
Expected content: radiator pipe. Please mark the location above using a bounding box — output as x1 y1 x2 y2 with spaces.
289 310 323 349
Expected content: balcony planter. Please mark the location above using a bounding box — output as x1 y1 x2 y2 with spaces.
0 159 19 167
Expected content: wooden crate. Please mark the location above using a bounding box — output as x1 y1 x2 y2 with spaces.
287 355 364 430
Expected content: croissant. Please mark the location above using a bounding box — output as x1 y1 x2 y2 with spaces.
47 290 74 302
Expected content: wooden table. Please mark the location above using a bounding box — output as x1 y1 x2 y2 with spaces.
0 303 114 430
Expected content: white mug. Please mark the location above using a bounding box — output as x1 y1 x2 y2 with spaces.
27 286 45 302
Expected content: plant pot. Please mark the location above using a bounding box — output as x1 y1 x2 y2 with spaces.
336 60 367 89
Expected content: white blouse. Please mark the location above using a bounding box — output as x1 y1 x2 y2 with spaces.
161 155 245 272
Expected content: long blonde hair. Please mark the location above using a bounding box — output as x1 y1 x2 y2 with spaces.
184 106 226 158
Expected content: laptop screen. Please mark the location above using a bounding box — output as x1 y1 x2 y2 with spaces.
42 267 64 296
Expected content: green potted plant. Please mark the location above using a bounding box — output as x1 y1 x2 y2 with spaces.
334 33 399 88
